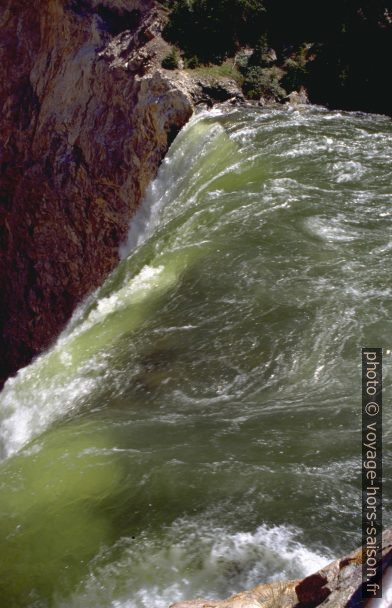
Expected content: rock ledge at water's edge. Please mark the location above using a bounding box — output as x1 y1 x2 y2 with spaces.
0 0 247 386
171 529 392 608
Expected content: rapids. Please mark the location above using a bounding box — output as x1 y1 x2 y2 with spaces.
0 106 391 607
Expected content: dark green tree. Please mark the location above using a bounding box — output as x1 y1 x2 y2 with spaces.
164 0 266 63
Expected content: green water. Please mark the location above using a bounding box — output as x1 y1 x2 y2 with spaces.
0 106 391 608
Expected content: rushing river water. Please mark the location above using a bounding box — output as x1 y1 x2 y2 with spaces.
0 106 391 608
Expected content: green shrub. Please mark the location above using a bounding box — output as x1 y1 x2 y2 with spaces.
242 66 286 100
235 50 252 73
247 33 271 68
161 48 180 70
281 58 307 91
281 45 309 91
185 56 201 69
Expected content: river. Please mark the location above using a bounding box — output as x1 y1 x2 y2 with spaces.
0 105 391 607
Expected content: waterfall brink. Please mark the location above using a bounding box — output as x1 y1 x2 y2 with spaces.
0 111 231 460
0 106 391 608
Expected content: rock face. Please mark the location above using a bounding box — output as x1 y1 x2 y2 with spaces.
0 0 200 385
191 77 245 106
171 529 392 608
285 87 309 106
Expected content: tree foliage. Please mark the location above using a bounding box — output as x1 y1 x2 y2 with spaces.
314 4 390 113
163 0 391 113
164 0 266 63
161 48 180 70
242 66 286 100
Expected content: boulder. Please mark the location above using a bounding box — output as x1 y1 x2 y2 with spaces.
286 87 310 106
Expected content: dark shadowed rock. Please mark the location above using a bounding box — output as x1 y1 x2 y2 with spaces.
192 77 245 106
0 0 198 386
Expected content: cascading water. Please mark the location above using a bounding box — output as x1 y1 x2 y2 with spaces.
0 106 391 608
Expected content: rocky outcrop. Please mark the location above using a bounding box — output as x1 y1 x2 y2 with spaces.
190 77 245 107
171 529 392 608
285 87 309 106
0 0 249 386
0 0 204 385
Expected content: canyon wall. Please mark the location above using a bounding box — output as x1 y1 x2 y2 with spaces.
0 0 197 385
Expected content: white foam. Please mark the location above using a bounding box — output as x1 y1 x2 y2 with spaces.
0 362 98 459
89 265 165 323
0 258 182 460
119 114 228 261
333 160 365 183
62 521 330 608
305 216 360 242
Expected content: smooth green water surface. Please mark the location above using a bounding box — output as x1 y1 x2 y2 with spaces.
0 106 391 607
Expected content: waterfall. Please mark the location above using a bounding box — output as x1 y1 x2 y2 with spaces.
0 105 391 608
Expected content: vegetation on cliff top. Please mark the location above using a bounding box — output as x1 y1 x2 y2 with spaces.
161 0 392 114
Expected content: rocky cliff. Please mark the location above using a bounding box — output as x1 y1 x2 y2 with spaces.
0 0 202 386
